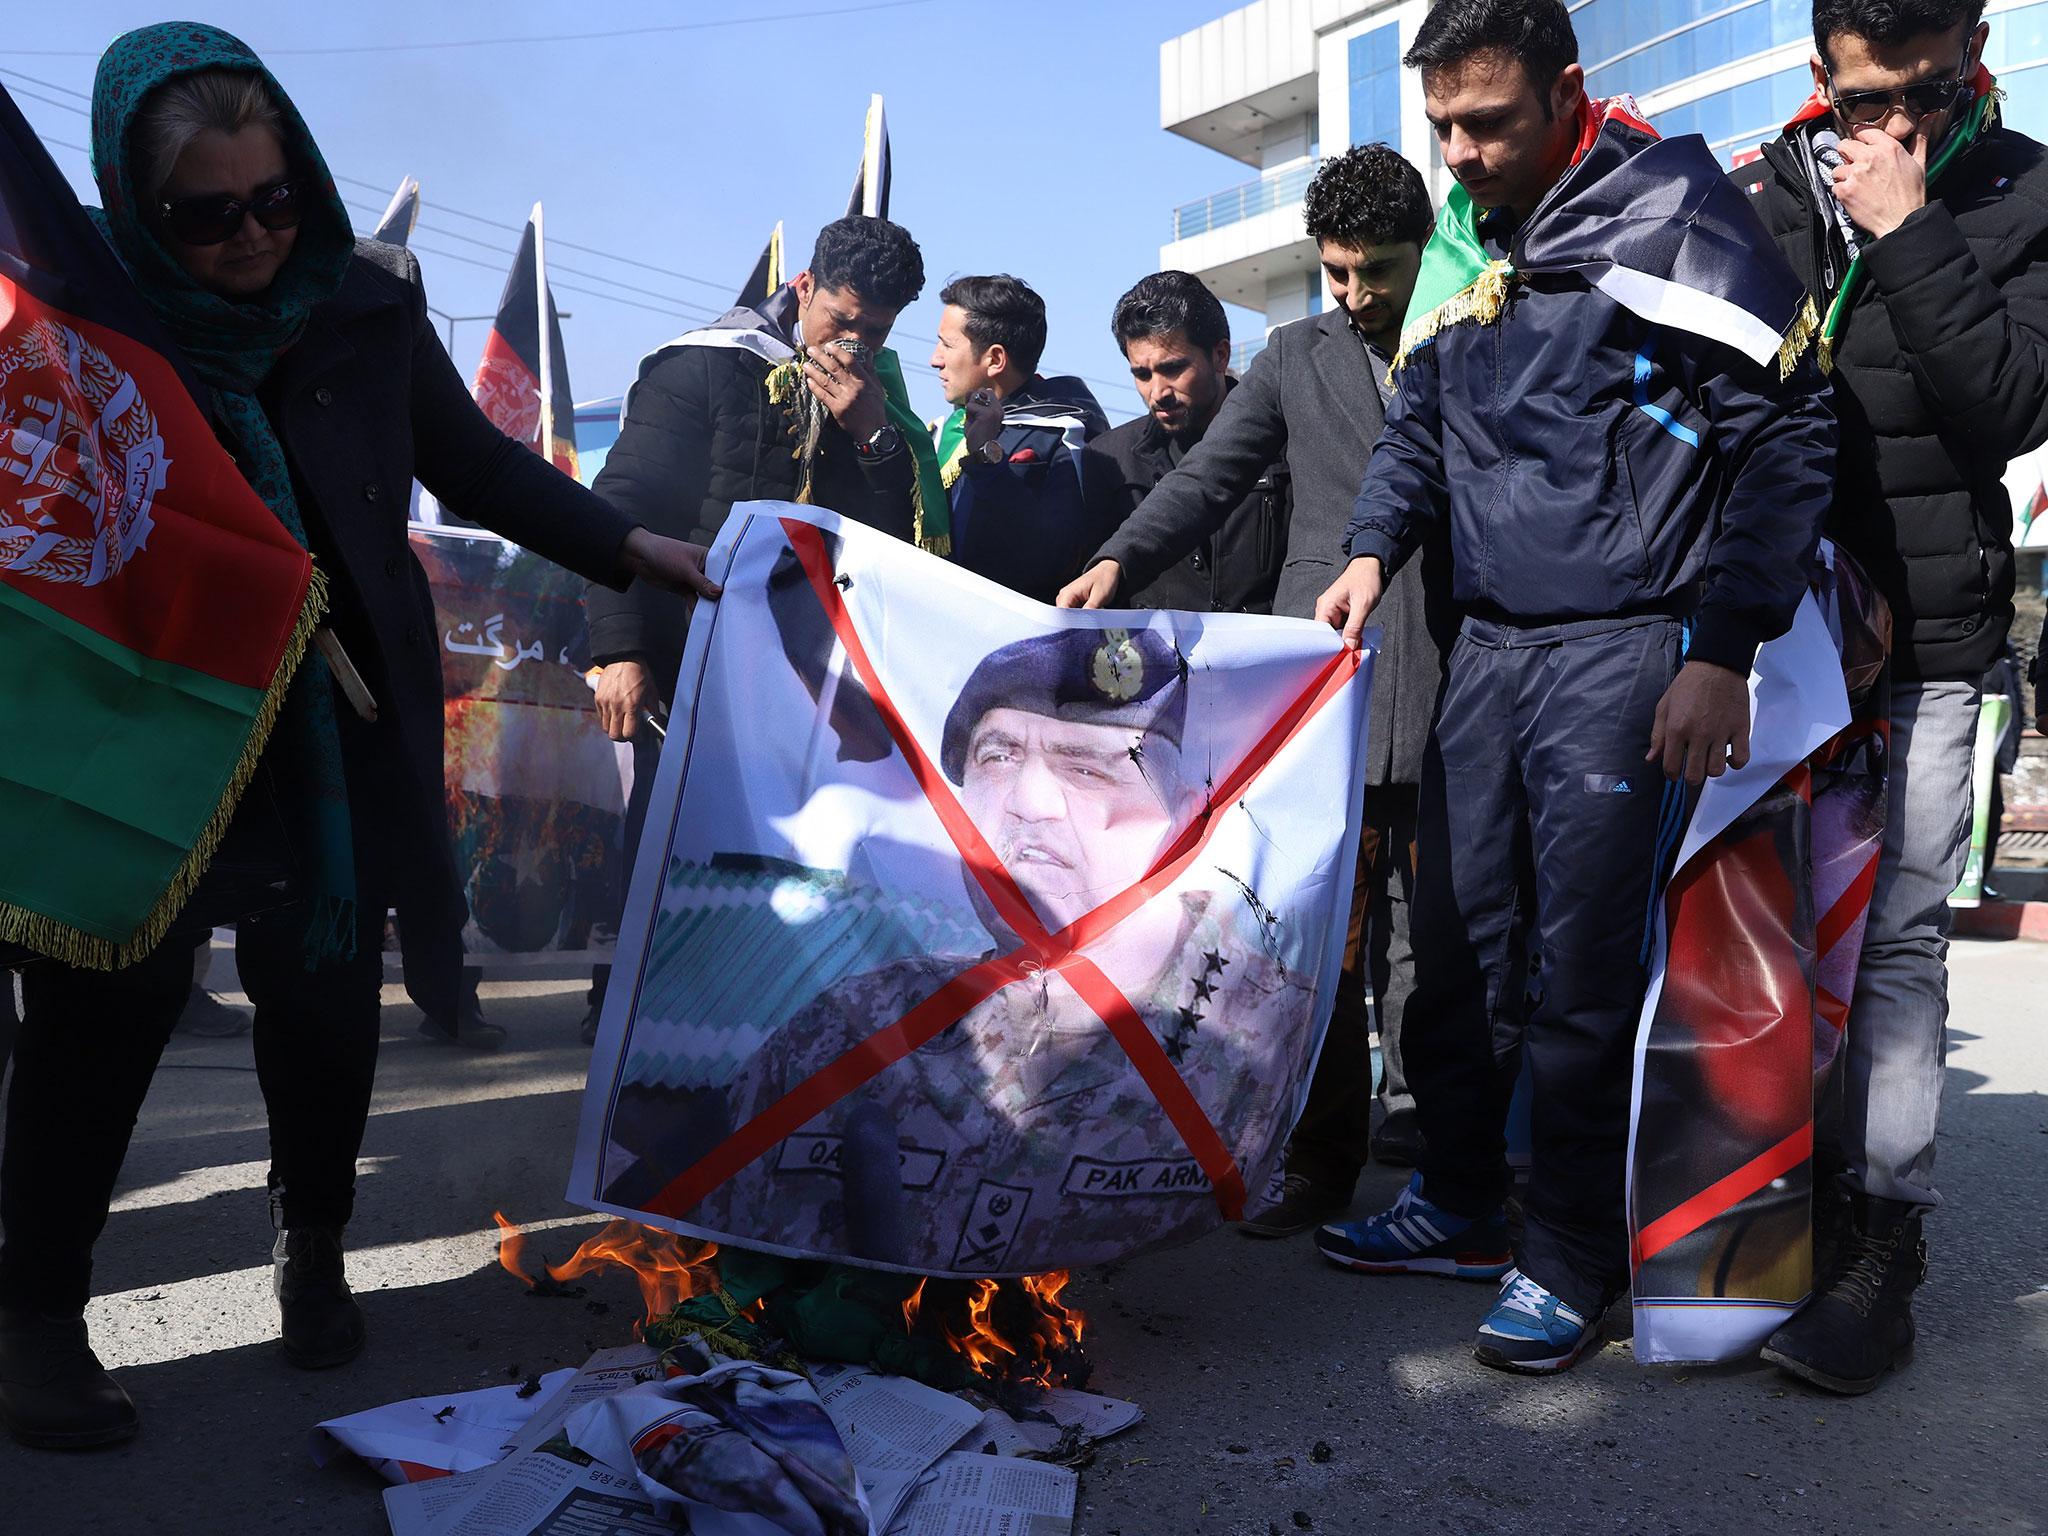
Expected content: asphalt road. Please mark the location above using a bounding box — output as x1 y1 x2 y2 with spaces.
0 940 2042 1535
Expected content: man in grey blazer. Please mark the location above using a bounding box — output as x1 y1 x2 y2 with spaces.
1060 144 1454 1237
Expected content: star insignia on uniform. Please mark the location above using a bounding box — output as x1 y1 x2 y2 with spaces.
1201 949 1229 976
1190 974 1217 1003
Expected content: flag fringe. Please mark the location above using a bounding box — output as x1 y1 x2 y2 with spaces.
0 561 331 972
1780 293 1821 380
1391 261 1514 375
768 358 951 555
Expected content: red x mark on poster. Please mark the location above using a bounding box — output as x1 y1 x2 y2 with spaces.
642 519 1363 1225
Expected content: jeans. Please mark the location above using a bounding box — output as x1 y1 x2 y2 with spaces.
0 901 386 1315
1833 679 1978 1212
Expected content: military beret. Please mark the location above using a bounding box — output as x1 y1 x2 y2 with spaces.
940 627 1186 783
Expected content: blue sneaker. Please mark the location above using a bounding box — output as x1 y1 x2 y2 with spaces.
1473 1269 1602 1374
1315 1172 1513 1280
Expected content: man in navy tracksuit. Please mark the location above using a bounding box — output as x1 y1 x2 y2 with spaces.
1313 0 1836 1374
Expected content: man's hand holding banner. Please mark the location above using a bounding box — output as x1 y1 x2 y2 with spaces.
572 504 1375 1276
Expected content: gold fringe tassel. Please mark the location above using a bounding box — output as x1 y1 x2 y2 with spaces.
0 561 331 972
1777 293 1822 380
1390 261 1514 375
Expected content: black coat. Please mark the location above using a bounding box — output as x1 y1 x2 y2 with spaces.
1079 384 1289 613
253 240 640 962
584 338 917 693
1742 122 2048 679
1093 310 1452 788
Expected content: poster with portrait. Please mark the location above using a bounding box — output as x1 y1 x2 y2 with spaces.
570 503 1374 1276
1627 552 1883 1364
408 524 631 963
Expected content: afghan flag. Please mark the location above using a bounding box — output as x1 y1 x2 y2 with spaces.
371 174 420 246
471 202 578 480
1394 93 1818 379
736 220 784 311
0 85 321 968
845 94 891 218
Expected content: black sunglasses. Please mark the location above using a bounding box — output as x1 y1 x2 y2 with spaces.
1827 50 1972 128
157 178 304 246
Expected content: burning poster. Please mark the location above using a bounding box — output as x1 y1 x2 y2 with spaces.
1627 551 1888 1364
572 503 1372 1276
409 524 628 960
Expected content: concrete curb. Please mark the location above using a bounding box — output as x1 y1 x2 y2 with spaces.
1950 900 2048 941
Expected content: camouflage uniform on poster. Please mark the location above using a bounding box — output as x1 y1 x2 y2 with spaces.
703 888 1313 1272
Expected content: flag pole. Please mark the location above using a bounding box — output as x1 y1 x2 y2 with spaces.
863 95 884 217
532 200 554 468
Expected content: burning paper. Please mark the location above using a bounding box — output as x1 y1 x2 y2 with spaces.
571 503 1373 1276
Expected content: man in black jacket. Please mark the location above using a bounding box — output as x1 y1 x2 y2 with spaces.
578 216 925 1040
1739 0 2048 1395
930 274 1108 601
584 215 926 742
1315 0 1834 1376
1061 146 1447 1239
1081 271 1288 614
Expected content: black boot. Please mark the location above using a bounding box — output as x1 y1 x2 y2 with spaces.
1810 1170 1852 1287
0 1309 138 1449
274 1227 366 1368
1761 1194 1925 1395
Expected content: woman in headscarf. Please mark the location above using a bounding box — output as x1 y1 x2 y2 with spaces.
0 22 717 1450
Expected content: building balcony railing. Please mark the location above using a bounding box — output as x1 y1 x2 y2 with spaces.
1171 159 1319 242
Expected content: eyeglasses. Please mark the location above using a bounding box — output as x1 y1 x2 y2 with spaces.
157 178 304 246
1827 51 1972 128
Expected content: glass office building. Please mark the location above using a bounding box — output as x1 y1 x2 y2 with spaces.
1583 0 2048 164
1162 0 2048 335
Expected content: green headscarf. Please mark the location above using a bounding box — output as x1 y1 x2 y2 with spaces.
91 21 359 963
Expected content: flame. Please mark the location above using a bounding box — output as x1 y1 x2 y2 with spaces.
921 1272 1087 1389
492 1211 719 1333
1022 1270 1085 1358
941 1279 1020 1378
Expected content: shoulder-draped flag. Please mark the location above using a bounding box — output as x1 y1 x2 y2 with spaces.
1396 94 1818 378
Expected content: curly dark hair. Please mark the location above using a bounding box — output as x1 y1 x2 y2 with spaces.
1813 0 1985 60
1303 144 1434 250
1111 271 1229 355
810 215 926 312
939 274 1048 375
1405 0 1578 98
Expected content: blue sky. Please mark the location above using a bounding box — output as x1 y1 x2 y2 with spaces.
9 0 1265 427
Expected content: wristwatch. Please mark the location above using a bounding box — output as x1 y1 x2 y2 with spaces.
857 423 902 458
977 436 1006 465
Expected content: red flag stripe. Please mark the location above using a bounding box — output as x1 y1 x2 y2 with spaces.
1632 1121 1813 1267
1815 850 1881 958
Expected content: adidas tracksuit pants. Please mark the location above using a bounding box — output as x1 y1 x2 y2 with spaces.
1407 612 1688 1316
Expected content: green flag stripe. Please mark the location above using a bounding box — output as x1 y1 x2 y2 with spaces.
0 580 261 939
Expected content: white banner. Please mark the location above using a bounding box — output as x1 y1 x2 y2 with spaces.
570 503 1374 1275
